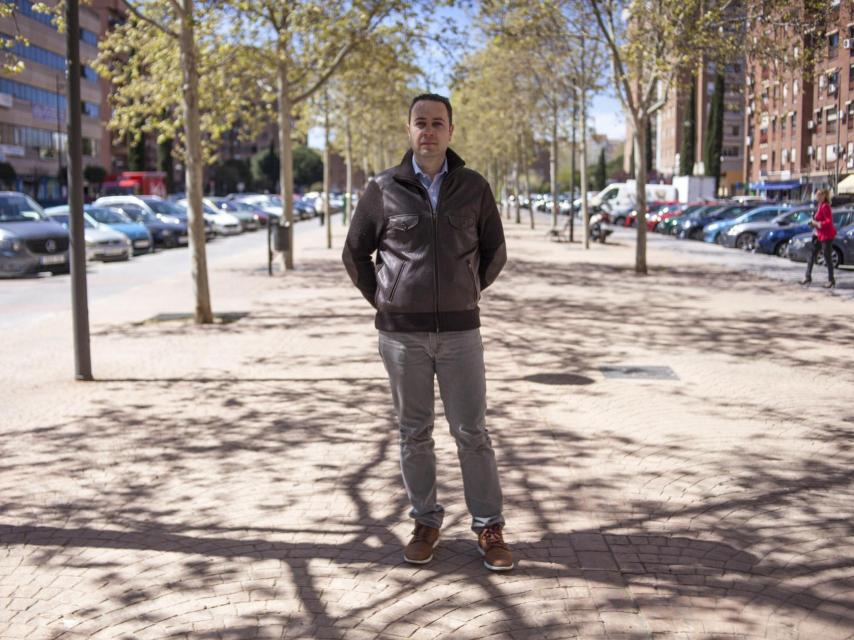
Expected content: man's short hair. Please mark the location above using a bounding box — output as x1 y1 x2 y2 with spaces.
408 93 453 126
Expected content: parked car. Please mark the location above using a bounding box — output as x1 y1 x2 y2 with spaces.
293 197 316 220
44 207 132 262
175 199 242 235
105 204 189 248
757 210 854 257
210 198 269 226
657 203 723 235
722 207 812 251
95 195 181 224
654 203 707 232
787 224 854 268
676 204 753 240
703 205 787 245
624 201 677 228
83 206 153 255
229 194 287 221
202 197 258 231
0 191 70 277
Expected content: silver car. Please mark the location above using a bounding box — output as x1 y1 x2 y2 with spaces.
0 192 70 277
45 207 131 262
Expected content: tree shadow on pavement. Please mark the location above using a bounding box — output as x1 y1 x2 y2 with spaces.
2 243 853 639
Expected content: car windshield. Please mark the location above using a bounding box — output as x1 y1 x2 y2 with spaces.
48 213 95 229
738 207 779 222
86 206 131 224
0 194 47 222
142 198 183 215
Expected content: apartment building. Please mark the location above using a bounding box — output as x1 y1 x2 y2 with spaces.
656 62 746 195
0 1 107 201
745 2 852 197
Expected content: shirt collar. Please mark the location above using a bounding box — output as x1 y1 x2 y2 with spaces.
411 154 448 181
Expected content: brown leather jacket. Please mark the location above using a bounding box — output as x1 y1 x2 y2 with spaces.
342 148 506 332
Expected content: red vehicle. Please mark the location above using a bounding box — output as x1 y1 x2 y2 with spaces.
101 171 168 198
625 201 678 228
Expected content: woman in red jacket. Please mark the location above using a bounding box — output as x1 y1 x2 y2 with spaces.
800 188 836 288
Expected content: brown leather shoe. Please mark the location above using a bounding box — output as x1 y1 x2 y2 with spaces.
403 523 440 564
478 524 514 571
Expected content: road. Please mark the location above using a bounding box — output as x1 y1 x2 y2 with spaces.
0 214 340 328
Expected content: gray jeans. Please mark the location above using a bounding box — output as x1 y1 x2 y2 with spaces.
378 329 504 532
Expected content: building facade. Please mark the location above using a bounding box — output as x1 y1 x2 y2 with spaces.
0 1 107 202
655 62 746 195
745 2 852 198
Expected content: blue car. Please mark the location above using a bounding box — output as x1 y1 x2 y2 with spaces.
703 205 786 244
51 205 153 255
676 204 756 240
755 210 854 257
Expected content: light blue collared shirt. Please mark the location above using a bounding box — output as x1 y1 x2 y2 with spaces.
412 154 448 211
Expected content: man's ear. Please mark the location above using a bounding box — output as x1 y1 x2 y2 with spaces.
449 123 454 140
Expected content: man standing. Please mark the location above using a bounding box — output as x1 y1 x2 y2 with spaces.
342 93 512 571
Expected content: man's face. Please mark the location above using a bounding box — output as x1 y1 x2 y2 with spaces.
407 100 454 163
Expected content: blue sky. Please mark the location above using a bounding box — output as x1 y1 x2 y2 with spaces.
425 4 626 142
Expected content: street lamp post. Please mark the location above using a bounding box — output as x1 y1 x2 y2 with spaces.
55 74 63 192
65 0 92 380
835 80 841 193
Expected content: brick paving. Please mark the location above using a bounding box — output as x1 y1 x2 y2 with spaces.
1 213 853 639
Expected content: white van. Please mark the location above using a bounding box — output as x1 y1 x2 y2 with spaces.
590 181 678 212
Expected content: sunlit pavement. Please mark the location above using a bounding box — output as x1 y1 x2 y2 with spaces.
1 210 852 639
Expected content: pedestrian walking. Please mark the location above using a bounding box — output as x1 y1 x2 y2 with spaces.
800 188 836 288
342 93 513 571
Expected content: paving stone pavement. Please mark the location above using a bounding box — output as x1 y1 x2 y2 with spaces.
1 212 853 640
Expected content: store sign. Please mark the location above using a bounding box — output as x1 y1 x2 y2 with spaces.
0 144 25 157
32 103 61 123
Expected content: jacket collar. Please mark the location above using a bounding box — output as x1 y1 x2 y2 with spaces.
394 147 465 183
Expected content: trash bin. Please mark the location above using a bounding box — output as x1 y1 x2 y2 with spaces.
272 222 290 252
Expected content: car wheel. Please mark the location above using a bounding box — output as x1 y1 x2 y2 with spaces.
775 241 789 257
735 233 755 251
690 228 703 241
714 233 723 245
613 216 624 226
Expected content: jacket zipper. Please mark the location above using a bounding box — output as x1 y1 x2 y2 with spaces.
396 170 458 333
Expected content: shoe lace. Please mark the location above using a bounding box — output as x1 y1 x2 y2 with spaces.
481 525 508 550
412 524 433 542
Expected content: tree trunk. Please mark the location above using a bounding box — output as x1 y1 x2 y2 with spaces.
570 95 577 242
581 87 590 250
276 54 295 270
550 101 559 229
178 0 212 324
514 132 521 224
524 137 534 229
344 114 352 226
634 113 649 274
324 90 332 249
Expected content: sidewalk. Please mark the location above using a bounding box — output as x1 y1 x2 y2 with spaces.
1 214 853 640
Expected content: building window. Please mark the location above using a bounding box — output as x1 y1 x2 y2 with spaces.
829 31 839 59
7 41 100 83
731 125 740 136
848 102 854 128
827 106 837 134
791 148 796 165
816 109 823 125
850 63 854 83
781 116 786 133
